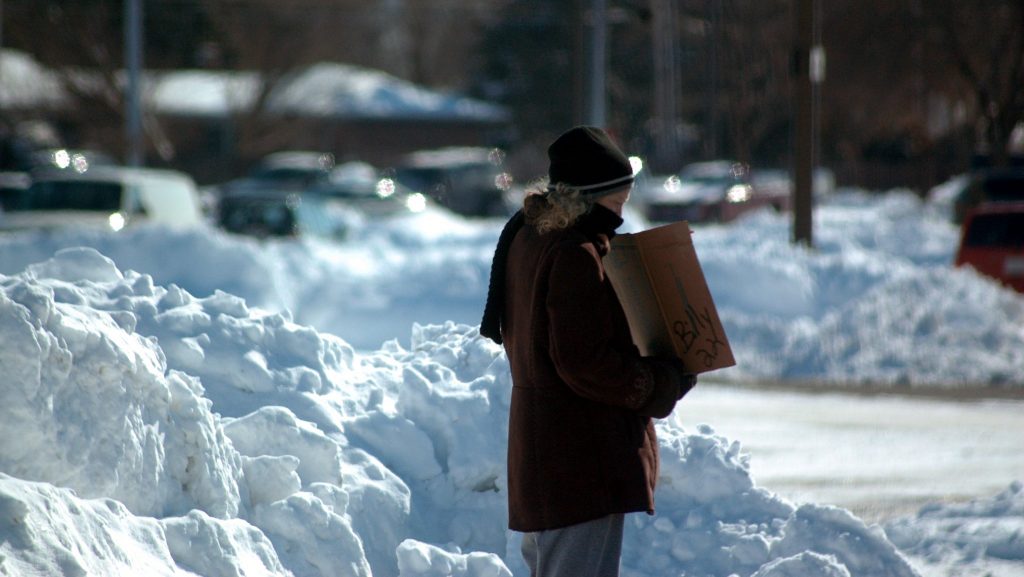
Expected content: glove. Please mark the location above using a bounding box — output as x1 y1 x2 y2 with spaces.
636 358 698 419
677 371 698 400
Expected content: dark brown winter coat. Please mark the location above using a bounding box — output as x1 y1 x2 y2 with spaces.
501 208 688 532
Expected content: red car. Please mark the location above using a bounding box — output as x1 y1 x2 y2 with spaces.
954 202 1024 293
640 161 791 224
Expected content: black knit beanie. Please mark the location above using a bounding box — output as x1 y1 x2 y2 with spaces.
547 126 634 196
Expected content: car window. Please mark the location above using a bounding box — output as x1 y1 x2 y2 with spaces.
9 181 123 212
680 162 748 184
294 197 334 237
449 165 496 189
987 188 1024 202
393 167 446 191
251 167 327 183
964 212 1024 248
220 198 296 237
319 180 378 199
130 176 201 225
980 176 1024 201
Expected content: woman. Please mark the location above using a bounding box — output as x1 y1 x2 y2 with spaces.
481 126 696 577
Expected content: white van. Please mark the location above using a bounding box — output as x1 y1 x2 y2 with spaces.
0 166 204 232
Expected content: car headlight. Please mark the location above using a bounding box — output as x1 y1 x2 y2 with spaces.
376 178 396 199
726 184 752 203
405 193 427 213
494 172 514 191
108 212 127 231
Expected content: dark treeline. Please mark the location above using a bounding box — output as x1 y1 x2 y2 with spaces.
2 0 1021 191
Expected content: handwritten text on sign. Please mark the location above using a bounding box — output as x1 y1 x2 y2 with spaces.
671 266 727 367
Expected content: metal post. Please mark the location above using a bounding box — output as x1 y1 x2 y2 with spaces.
588 0 607 127
792 0 814 247
1 0 5 58
1 0 5 96
125 0 143 167
652 0 679 169
706 0 721 159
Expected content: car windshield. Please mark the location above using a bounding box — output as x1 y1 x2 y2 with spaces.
964 212 1024 248
219 197 297 237
982 177 1024 201
7 181 123 212
250 167 328 183
680 162 748 184
393 167 446 191
321 179 379 199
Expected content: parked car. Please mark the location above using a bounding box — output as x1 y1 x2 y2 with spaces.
219 151 335 195
749 166 836 201
954 202 1024 293
248 151 335 186
640 161 789 223
310 161 429 217
0 166 204 232
390 147 513 217
952 167 1024 224
216 189 351 241
0 171 31 209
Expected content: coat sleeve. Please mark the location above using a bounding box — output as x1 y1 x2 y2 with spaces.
545 240 682 413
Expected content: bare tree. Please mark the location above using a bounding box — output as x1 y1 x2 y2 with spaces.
203 1 316 161
919 0 1024 166
717 0 791 165
5 0 1015 189
4 2 129 154
402 0 510 88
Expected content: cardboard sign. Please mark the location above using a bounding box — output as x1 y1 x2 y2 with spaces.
605 221 735 373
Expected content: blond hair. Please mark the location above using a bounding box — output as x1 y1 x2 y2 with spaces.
523 180 591 234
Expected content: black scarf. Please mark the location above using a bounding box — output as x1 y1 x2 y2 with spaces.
479 204 623 344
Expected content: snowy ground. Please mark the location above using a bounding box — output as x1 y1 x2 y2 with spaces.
0 183 1022 577
679 385 1024 577
681 384 1024 524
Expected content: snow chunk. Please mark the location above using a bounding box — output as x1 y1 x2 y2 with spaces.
0 474 286 577
162 509 292 577
396 539 512 577
0 269 244 519
886 482 1024 564
250 492 370 577
751 551 851 577
26 247 123 283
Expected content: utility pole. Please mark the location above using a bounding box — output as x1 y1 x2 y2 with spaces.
706 0 721 159
124 0 143 167
792 0 815 247
651 0 679 170
1 0 5 97
587 0 607 127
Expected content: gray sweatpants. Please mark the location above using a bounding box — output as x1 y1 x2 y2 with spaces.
520 514 625 577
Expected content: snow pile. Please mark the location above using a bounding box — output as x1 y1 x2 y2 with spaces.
621 423 916 577
0 249 244 519
886 482 1024 566
0 475 287 577
0 247 925 576
690 192 1024 386
1 190 1021 388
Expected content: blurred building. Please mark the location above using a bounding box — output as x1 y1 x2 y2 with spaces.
0 49 512 183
